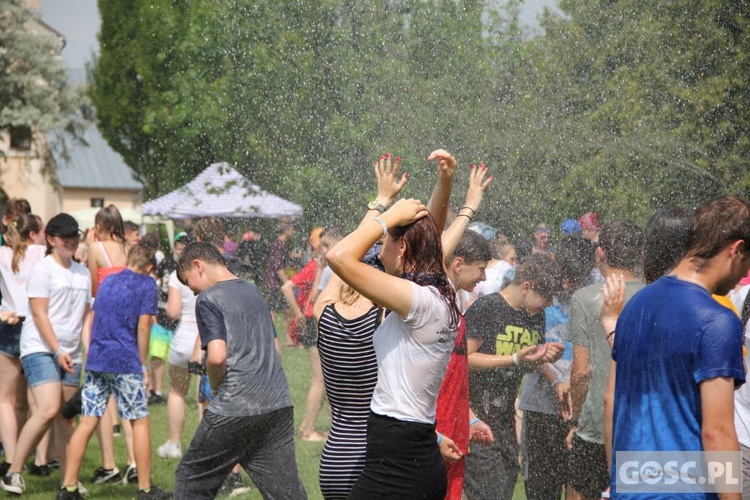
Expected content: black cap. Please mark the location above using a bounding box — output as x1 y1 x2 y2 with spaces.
45 213 80 237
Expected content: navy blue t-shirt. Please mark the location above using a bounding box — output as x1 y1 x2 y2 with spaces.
610 276 745 496
88 269 158 374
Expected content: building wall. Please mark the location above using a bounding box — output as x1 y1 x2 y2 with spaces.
0 131 63 222
61 187 141 214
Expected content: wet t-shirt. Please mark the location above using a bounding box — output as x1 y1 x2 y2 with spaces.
196 279 292 417
466 293 545 425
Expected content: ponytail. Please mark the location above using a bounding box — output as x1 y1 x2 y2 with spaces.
7 214 42 273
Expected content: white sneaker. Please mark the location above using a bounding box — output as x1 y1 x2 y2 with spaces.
157 441 182 459
1 472 25 494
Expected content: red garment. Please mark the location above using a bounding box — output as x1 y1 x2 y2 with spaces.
435 316 469 500
288 259 317 339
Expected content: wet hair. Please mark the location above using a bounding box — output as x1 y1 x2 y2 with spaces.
685 195 750 270
511 253 562 301
5 213 43 273
599 219 643 272
140 232 160 251
127 243 156 272
177 241 226 274
1 198 32 237
555 235 596 286
388 213 460 328
643 206 691 283
94 205 125 242
447 230 492 265
194 217 225 247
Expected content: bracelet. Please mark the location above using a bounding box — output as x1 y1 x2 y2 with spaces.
141 365 149 371
373 217 388 239
469 417 480 426
552 377 564 387
512 353 520 366
606 330 616 340
437 432 444 445
460 206 476 215
456 214 472 221
54 348 63 360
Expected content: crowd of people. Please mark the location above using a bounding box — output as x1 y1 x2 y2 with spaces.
0 151 749 500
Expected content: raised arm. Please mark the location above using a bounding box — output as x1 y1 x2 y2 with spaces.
426 149 457 233
442 163 491 259
326 198 428 318
358 153 408 230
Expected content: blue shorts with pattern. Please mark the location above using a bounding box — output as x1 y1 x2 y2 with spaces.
82 371 149 421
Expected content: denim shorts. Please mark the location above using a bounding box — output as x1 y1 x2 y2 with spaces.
0 321 23 358
82 372 149 421
21 352 82 388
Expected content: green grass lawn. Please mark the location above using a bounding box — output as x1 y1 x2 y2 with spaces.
14 325 528 498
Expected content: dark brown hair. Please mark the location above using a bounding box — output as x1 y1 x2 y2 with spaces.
388 213 460 328
194 217 225 247
127 243 157 272
1 198 31 237
685 195 750 270
599 220 643 272
94 205 125 243
512 253 562 301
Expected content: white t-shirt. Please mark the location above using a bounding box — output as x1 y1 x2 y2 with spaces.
370 281 457 424
476 260 512 298
732 285 750 447
21 255 91 363
168 271 198 335
0 245 46 317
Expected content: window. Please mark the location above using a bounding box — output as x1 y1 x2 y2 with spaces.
9 126 32 151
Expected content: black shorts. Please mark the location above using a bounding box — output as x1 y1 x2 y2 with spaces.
568 433 609 498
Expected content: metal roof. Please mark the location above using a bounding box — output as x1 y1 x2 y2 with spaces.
50 127 143 191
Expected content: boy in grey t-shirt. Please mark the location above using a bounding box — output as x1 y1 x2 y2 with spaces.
173 242 306 500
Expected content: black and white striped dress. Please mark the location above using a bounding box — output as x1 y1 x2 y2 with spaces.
317 303 380 499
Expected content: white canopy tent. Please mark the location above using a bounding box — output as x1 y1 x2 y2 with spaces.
141 162 303 220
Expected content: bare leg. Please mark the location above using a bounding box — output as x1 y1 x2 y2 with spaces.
95 397 117 470
61 415 100 487
25 387 50 466
150 358 165 395
299 346 326 439
54 385 79 478
0 354 23 463
166 364 190 445
131 417 151 491
8 382 62 474
122 418 135 466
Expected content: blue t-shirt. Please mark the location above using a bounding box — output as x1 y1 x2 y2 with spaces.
87 269 158 374
610 276 745 497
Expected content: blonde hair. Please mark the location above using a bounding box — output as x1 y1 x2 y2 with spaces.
5 214 42 273
339 281 361 306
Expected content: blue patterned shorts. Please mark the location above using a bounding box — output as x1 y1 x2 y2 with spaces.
82 371 149 421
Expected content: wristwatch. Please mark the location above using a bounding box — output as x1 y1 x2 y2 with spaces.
367 200 386 213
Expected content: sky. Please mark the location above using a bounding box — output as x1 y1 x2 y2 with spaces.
40 0 560 71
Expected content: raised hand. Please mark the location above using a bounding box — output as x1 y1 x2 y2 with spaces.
427 149 457 182
374 152 408 206
382 198 429 228
462 162 492 214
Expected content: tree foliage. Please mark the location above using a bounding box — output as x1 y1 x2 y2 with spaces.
0 0 84 133
90 0 750 237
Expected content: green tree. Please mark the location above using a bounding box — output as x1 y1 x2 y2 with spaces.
0 0 84 139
